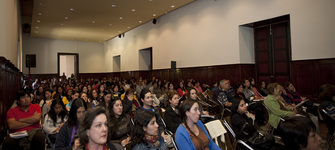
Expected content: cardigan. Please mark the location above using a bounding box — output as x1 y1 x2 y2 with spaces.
264 95 293 128
175 120 221 150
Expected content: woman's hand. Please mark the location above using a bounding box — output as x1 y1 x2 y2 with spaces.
121 136 131 146
161 132 166 140
72 139 81 150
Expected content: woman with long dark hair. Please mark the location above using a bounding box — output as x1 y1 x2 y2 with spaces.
108 97 132 148
131 110 167 150
55 98 87 150
163 91 182 133
175 99 220 150
43 99 68 147
177 81 187 97
231 97 256 141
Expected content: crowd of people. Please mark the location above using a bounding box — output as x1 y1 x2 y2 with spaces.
3 76 333 150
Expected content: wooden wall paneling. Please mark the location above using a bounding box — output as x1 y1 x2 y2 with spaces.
0 57 20 144
291 61 316 100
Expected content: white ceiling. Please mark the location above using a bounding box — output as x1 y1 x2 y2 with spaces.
30 0 195 42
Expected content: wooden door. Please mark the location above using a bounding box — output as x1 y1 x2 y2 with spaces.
254 16 291 84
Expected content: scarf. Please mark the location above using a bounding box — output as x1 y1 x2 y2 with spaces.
144 134 160 147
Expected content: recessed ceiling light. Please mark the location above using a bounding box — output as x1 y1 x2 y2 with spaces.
61 24 64 26
112 5 116 7
128 27 130 28
109 24 112 26
139 21 142 23
38 12 42 16
65 17 68 19
148 0 153 1
120 17 123 19
36 27 39 29
171 5 175 8
92 21 95 23
153 14 157 16
37 20 41 23
131 9 136 12
70 8 74 11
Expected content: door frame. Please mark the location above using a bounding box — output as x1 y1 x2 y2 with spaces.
57 53 79 78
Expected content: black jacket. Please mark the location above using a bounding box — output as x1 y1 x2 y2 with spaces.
163 105 181 133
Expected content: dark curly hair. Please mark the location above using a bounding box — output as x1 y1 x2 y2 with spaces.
131 110 156 146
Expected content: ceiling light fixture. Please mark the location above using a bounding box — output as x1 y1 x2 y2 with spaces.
36 27 39 29
153 14 157 16
109 24 112 26
65 17 68 19
37 20 41 23
70 8 74 11
131 9 136 12
120 17 123 19
38 13 42 16
112 5 116 7
139 21 142 23
92 21 95 23
171 5 175 8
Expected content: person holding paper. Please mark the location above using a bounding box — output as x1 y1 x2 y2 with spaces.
3 90 45 150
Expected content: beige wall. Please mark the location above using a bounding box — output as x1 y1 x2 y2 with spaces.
104 0 335 72
21 0 335 73
22 34 105 74
0 0 20 67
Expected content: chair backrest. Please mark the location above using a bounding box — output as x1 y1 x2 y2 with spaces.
320 108 335 134
204 120 227 146
172 134 179 150
222 119 254 150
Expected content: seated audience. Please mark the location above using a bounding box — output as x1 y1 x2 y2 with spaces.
62 88 73 106
65 90 79 111
78 107 122 150
264 83 296 129
55 98 87 150
227 80 235 96
122 88 136 115
136 88 165 138
249 78 263 99
259 81 268 96
284 82 307 103
88 89 101 106
177 81 187 97
213 79 234 109
99 90 112 109
164 91 182 133
175 99 220 150
319 86 335 119
231 97 256 141
278 116 322 150
108 97 132 148
43 98 68 147
3 90 45 150
234 83 246 100
188 88 209 116
40 88 53 124
80 92 94 108
132 110 167 150
242 79 259 102
194 81 203 94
